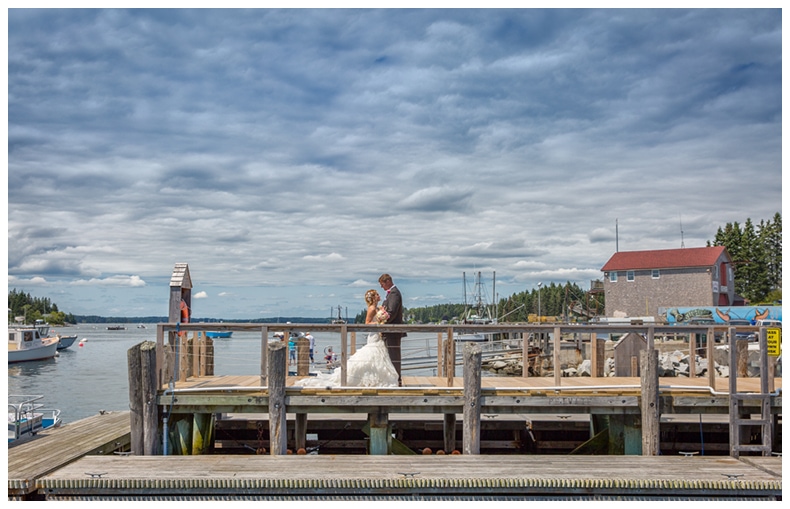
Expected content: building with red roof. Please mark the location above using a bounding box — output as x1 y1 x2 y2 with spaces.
600 246 734 319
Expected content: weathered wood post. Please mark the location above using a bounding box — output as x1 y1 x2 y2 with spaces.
437 332 444 376
268 340 288 455
553 326 562 386
127 340 160 455
296 335 310 376
446 328 455 387
340 324 348 386
462 342 482 454
640 348 660 455
260 325 269 385
128 342 144 455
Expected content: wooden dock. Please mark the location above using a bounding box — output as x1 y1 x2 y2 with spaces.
33 455 784 500
7 411 131 500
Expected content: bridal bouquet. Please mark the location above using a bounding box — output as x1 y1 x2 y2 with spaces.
375 307 390 324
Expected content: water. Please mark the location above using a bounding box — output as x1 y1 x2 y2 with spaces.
6 324 451 424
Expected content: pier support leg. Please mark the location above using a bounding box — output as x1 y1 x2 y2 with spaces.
608 411 642 455
268 341 288 455
443 413 457 454
295 413 307 452
368 410 390 455
128 341 159 455
192 413 214 455
463 342 482 454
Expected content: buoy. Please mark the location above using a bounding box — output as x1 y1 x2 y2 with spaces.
79 341 84 347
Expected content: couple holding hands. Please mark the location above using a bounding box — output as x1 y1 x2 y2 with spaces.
297 273 405 388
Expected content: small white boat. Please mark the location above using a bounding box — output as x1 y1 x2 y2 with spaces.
8 394 62 443
455 332 489 342
8 327 60 363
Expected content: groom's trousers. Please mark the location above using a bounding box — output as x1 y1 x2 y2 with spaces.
382 333 403 385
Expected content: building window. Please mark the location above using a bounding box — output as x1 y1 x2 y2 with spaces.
627 270 634 281
652 269 660 279
610 271 618 282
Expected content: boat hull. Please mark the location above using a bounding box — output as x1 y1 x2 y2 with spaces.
8 339 59 363
205 331 232 338
56 335 78 350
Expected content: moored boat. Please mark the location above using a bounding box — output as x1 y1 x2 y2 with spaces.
205 331 232 338
8 327 60 363
8 394 62 443
55 334 78 350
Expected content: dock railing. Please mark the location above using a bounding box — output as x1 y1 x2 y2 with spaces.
154 322 775 390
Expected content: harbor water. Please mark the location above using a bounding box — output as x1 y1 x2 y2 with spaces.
7 324 452 424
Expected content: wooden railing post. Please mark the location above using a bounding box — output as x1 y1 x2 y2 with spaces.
340 324 348 386
446 327 454 386
260 326 268 385
553 326 562 386
268 340 287 455
462 342 482 455
297 336 310 376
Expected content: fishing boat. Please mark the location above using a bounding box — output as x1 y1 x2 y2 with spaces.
456 271 496 342
331 305 346 324
8 327 60 363
8 394 62 443
106 325 126 330
205 331 232 338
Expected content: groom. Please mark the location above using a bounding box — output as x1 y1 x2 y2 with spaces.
379 273 405 386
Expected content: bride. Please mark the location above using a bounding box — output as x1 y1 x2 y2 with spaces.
295 289 399 388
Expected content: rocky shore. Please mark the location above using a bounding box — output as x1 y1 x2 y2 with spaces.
482 341 781 378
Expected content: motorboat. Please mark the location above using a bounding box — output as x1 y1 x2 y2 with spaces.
8 394 62 443
8 327 60 363
107 325 126 330
55 334 79 350
205 331 232 338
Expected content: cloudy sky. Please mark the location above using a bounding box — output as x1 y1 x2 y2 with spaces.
5 8 783 320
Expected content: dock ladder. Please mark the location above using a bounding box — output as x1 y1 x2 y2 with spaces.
728 327 774 458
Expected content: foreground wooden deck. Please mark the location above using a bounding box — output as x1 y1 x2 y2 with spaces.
35 454 783 500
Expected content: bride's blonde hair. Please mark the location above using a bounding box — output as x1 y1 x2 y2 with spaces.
364 289 379 306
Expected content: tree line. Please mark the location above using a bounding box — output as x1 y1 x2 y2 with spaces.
709 212 781 304
7 288 77 325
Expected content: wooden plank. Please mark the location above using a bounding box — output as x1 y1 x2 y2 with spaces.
8 411 131 495
37 455 781 499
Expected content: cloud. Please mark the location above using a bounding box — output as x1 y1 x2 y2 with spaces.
6 9 781 318
70 275 147 287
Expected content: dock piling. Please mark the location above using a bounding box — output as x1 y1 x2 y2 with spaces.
268 340 287 455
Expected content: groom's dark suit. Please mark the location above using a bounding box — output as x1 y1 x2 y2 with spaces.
381 285 405 385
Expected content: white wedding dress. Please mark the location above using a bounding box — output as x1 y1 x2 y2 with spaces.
295 332 399 388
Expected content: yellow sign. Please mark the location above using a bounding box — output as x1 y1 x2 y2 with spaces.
766 328 781 357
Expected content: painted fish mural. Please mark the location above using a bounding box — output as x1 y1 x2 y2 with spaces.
664 306 781 324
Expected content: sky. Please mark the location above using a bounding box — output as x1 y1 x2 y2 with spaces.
4 7 784 321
